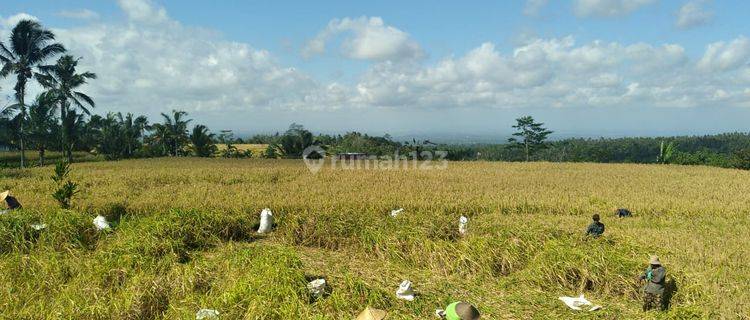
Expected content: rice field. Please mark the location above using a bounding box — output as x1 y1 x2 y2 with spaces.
1 158 749 319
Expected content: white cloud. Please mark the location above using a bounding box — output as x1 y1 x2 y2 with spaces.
698 37 750 72
676 0 713 29
3 0 750 126
524 0 549 16
1 1 348 116
302 16 423 62
573 0 656 17
0 13 39 28
57 9 100 20
117 0 169 24
352 36 750 109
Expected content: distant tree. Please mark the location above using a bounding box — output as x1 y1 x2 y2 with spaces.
37 55 97 162
732 149 750 170
277 123 314 158
264 144 279 158
27 92 58 166
507 116 553 161
0 20 66 168
656 141 676 164
152 110 191 156
190 125 217 157
119 113 148 157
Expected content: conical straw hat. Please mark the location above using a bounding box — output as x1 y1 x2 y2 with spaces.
0 190 9 201
355 307 387 320
649 255 661 265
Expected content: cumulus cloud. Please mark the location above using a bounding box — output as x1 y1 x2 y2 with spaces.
573 0 656 17
302 16 423 62
3 0 750 122
524 0 549 16
1 1 347 115
676 0 713 29
0 13 39 28
117 0 169 24
698 37 750 72
57 9 100 20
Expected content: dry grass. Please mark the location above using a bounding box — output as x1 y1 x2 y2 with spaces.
1 158 748 319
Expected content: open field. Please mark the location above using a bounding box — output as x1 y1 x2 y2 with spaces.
215 144 269 158
1 158 749 319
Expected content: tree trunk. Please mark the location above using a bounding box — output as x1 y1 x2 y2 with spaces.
525 139 530 162
39 147 45 166
19 132 25 168
17 86 26 169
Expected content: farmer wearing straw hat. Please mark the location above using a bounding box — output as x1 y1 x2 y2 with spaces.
639 255 666 311
437 302 481 320
355 307 386 320
1 190 22 212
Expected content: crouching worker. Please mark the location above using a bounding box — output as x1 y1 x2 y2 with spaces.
585 214 605 237
436 301 480 320
639 256 666 311
1 190 22 213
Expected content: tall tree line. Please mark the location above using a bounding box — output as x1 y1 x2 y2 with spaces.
0 19 224 166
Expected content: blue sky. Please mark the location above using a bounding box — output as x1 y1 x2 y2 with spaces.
2 0 750 139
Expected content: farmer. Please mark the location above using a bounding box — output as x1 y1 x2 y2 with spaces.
585 214 605 237
1 190 22 212
639 255 666 311
615 208 632 218
437 301 480 320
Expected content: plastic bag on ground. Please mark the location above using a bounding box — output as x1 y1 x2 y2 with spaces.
93 215 110 230
458 215 469 235
558 294 602 311
307 278 327 299
396 280 415 301
31 223 47 231
258 208 274 234
195 308 219 319
390 208 404 218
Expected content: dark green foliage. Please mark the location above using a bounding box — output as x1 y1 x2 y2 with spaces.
732 149 750 170
507 116 553 161
277 123 315 158
190 125 217 157
51 161 78 209
36 55 97 163
0 19 66 168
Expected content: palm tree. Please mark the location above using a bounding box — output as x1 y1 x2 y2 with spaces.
118 113 148 157
157 110 191 156
190 125 217 157
0 20 66 168
27 92 58 166
37 55 96 163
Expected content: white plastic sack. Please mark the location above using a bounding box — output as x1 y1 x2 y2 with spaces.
0 209 8 215
396 280 415 301
307 278 327 299
31 223 47 231
558 294 602 311
390 208 404 218
195 308 219 319
257 208 274 234
458 216 469 235
93 215 110 230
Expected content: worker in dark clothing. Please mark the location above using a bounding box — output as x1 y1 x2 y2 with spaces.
585 214 605 237
639 256 666 311
615 208 632 217
1 190 22 212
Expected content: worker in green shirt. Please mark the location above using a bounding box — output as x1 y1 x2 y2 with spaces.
639 255 666 311
585 214 605 237
436 301 480 320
